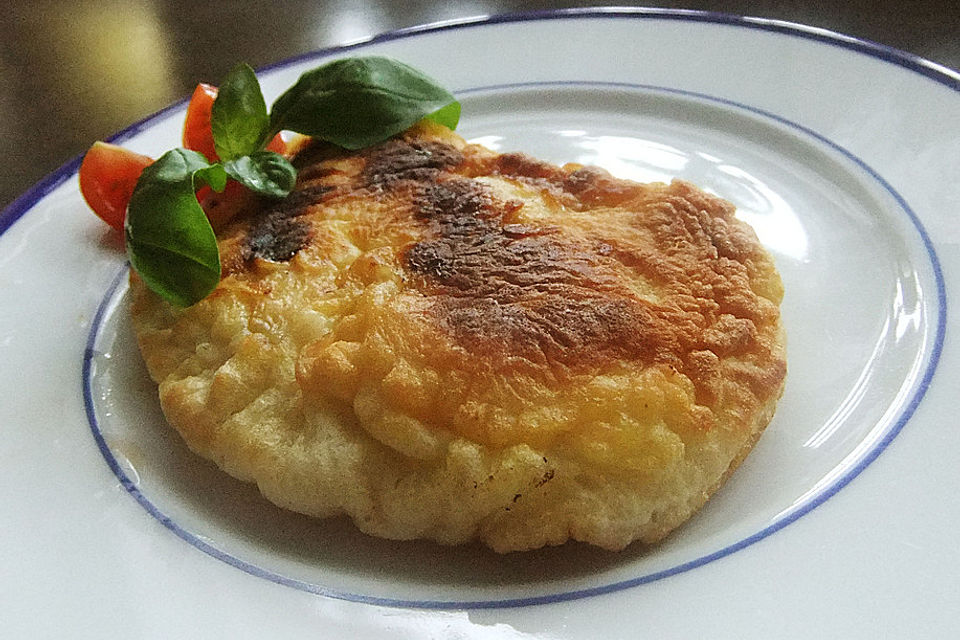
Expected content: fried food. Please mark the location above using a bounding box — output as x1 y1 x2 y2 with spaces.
130 121 786 552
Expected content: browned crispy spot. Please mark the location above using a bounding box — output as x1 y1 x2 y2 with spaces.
363 139 464 186
218 186 329 274
239 184 331 263
242 207 313 263
563 166 645 207
431 295 683 372
495 152 564 182
269 184 335 213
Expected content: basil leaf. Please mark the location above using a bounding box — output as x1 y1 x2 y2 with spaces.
268 56 460 150
138 147 214 183
223 151 296 199
424 100 461 130
212 63 270 160
125 148 222 307
194 162 228 192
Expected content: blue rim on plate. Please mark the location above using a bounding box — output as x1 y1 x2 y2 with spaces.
5 8 951 610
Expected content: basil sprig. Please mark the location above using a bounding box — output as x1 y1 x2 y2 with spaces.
214 63 298 198
125 57 460 307
125 63 296 307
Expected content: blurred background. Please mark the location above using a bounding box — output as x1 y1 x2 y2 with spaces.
2 0 958 211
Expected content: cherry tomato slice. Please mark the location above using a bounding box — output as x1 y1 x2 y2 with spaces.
78 141 153 231
183 82 287 161
182 83 219 162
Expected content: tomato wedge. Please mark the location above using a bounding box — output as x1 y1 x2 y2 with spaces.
182 83 220 162
78 141 153 231
182 82 286 161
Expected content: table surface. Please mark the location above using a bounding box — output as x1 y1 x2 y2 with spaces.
2 0 958 212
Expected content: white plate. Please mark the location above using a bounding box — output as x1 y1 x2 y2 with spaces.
1 9 957 638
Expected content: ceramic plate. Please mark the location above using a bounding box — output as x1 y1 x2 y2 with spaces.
2 9 956 638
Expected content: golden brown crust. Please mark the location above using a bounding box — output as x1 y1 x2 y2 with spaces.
130 121 786 552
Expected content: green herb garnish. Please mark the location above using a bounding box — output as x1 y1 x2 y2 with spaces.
125 56 459 307
269 56 461 149
125 149 225 308
211 63 272 161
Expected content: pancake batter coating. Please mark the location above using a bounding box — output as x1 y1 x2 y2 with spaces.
130 121 786 552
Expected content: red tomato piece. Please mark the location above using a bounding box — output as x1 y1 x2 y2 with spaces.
183 83 220 162
264 131 287 154
78 141 153 230
183 82 287 161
